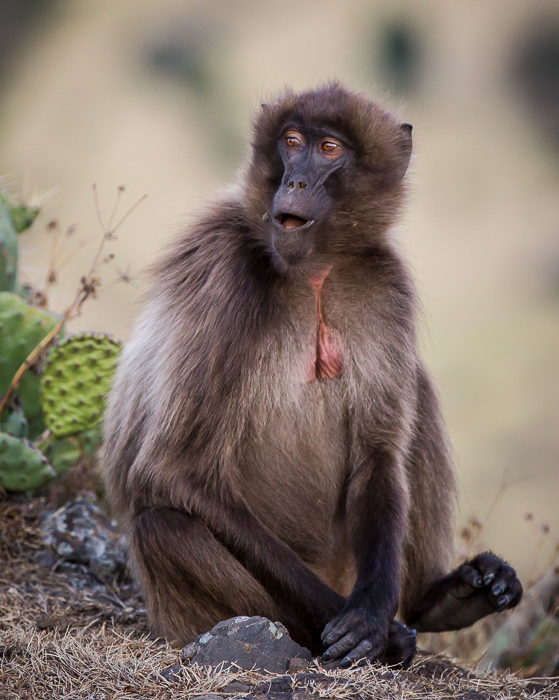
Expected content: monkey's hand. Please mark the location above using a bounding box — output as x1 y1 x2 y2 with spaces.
409 552 523 633
321 610 416 668
321 604 389 667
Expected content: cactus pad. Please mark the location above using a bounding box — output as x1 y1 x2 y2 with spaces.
0 432 55 491
0 292 61 436
38 423 103 475
0 199 18 293
8 202 40 234
1 407 29 438
0 193 39 294
41 333 121 437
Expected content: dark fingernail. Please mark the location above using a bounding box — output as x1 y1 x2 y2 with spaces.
498 595 510 608
411 629 418 637
340 657 351 668
493 583 505 596
475 576 483 587
483 573 495 585
322 652 332 661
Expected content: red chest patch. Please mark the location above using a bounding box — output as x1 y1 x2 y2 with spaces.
306 267 343 382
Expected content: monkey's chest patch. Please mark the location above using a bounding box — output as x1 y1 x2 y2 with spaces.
306 268 343 382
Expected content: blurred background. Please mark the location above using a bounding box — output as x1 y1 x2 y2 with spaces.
0 0 558 583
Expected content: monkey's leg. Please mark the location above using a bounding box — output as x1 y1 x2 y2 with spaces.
131 508 281 644
405 552 523 633
132 507 336 651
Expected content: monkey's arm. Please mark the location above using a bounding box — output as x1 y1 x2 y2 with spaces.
199 491 346 630
321 446 410 667
406 552 523 632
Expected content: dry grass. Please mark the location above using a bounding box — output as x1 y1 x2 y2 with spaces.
1 497 558 700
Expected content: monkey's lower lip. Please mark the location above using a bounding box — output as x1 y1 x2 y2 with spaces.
274 214 314 230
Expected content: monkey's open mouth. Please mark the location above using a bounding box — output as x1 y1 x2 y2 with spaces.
274 214 313 230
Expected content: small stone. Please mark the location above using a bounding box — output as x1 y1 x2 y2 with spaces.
222 681 251 694
36 615 70 632
33 550 58 569
183 642 198 661
181 616 312 674
39 499 128 583
287 657 309 673
160 663 183 682
257 675 293 694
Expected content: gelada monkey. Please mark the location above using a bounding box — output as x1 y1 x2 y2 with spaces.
103 83 522 667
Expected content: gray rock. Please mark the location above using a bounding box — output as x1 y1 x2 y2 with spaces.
182 616 312 674
33 549 58 569
257 675 293 694
39 497 127 583
221 681 252 694
287 656 309 673
160 663 183 682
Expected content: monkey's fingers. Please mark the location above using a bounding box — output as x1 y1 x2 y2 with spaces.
321 608 388 664
463 553 523 611
451 564 487 599
320 615 351 646
337 639 375 668
324 620 416 669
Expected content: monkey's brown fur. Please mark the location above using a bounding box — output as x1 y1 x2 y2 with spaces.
103 84 519 662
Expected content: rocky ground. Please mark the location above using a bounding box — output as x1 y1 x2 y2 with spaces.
0 495 557 700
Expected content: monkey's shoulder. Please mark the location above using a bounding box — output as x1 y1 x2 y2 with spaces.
330 247 417 330
153 201 265 295
145 202 279 356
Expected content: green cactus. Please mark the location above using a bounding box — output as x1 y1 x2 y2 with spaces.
8 202 40 235
41 332 121 438
37 423 103 475
0 432 55 491
0 199 18 293
0 292 61 437
0 193 38 294
1 407 29 438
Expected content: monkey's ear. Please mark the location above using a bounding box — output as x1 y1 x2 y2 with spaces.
397 123 413 179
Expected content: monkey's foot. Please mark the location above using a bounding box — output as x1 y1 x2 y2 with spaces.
379 620 417 668
321 610 416 668
409 552 523 633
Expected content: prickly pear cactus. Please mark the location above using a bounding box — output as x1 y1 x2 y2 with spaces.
41 333 121 438
0 292 61 436
0 193 38 293
0 199 18 293
1 407 29 438
38 423 103 475
8 202 39 235
0 432 55 491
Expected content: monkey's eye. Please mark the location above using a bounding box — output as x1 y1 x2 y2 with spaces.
285 133 304 149
321 139 342 154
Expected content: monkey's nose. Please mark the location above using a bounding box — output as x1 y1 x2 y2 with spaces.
287 180 307 190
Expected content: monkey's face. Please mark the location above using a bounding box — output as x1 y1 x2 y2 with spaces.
247 84 413 272
269 124 355 266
